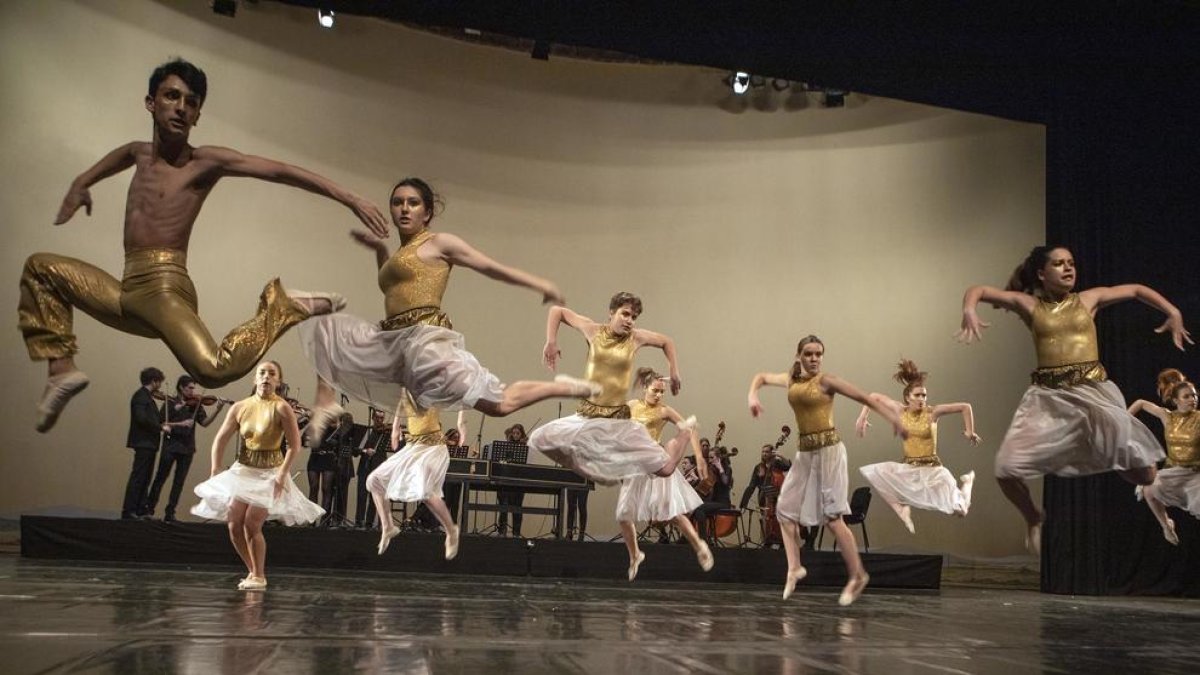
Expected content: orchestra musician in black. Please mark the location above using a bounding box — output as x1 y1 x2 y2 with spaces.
739 444 793 511
689 438 734 542
143 374 226 521
122 366 164 520
355 408 391 529
495 423 529 537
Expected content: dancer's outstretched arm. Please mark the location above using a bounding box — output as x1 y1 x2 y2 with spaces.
194 146 389 236
855 394 904 437
455 410 467 446
822 375 907 438
543 306 600 371
350 230 390 269
55 143 139 224
631 329 682 394
955 286 1037 344
747 372 789 418
208 402 242 477
1129 399 1171 425
1081 284 1191 350
428 232 565 305
931 402 982 445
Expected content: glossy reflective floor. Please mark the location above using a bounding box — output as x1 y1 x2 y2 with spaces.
1 556 1197 674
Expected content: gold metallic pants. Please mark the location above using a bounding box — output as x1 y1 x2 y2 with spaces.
18 249 309 388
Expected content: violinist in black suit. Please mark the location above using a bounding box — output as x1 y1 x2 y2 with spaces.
121 367 164 519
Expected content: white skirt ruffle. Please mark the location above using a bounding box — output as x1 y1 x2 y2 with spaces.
995 380 1164 479
528 414 668 486
190 462 324 526
776 443 850 527
615 470 702 523
366 440 449 503
859 462 968 515
1137 467 1200 518
297 313 504 412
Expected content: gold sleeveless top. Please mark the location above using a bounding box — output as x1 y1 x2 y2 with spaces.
1165 410 1200 468
629 400 667 442
1029 293 1106 388
236 394 286 469
787 373 841 451
901 407 941 466
578 327 636 418
379 230 453 328
400 390 444 446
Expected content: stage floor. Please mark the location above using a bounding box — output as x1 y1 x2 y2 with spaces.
0 557 1197 674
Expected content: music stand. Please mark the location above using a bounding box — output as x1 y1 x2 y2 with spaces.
447 444 470 459
324 424 366 529
485 441 529 464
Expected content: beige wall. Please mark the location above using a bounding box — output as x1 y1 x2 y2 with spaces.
0 0 1044 557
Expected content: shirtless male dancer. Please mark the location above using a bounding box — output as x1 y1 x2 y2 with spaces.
19 58 389 432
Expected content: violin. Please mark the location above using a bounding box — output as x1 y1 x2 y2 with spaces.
150 390 232 406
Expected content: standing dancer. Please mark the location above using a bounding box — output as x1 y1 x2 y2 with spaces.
855 359 981 533
367 400 462 560
617 368 713 581
955 245 1190 553
19 58 388 432
747 335 905 605
529 292 695 485
1129 369 1200 545
191 361 324 591
298 177 597 437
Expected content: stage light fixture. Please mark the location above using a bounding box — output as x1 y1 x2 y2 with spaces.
317 9 335 29
211 0 236 17
822 89 846 108
729 71 750 95
771 78 790 92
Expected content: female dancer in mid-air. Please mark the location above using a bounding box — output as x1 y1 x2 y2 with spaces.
856 359 980 533
1129 369 1200 545
748 335 906 606
956 245 1189 554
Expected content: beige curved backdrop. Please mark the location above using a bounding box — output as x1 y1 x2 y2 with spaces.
0 0 1044 558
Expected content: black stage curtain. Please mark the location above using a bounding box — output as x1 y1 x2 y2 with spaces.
1042 70 1200 595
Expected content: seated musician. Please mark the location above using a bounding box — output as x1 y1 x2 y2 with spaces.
739 444 792 510
495 423 528 537
689 438 734 542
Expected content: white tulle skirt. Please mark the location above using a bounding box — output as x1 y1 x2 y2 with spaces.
1137 467 1200 518
190 462 325 526
995 380 1164 479
297 313 505 412
366 440 449 503
859 462 969 515
776 443 850 527
528 414 669 486
615 470 702 523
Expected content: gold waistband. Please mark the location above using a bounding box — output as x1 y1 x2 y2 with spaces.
1030 361 1107 389
123 248 188 276
577 401 631 419
796 429 841 452
1166 459 1200 470
903 455 943 467
237 447 284 469
379 307 452 331
406 432 445 447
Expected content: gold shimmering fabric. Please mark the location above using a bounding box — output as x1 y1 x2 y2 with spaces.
787 374 837 436
400 389 444 439
1030 361 1108 389
18 250 308 388
629 400 667 442
795 429 842 452
577 400 632 419
1031 293 1101 368
900 408 941 465
583 327 637 408
379 230 451 318
379 306 453 331
1165 411 1200 468
235 394 286 469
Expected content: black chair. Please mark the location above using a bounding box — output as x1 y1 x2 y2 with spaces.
817 487 872 552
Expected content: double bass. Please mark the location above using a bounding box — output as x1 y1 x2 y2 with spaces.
693 422 740 540
695 421 726 498
760 425 791 547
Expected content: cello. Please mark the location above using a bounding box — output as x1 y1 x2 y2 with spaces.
760 425 791 547
695 421 725 498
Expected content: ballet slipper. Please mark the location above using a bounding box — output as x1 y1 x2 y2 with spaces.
306 402 345 445
627 550 646 581
782 566 808 600
35 370 90 433
285 288 347 316
1025 522 1042 556
838 573 869 606
378 523 401 555
239 576 267 591
1163 518 1180 546
695 541 714 572
444 525 460 560
898 505 916 534
677 415 698 432
554 374 602 398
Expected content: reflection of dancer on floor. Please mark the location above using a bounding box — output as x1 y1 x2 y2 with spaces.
368 398 461 560
529 292 695 484
956 245 1189 554
299 177 596 439
856 359 981 533
21 58 388 432
748 335 905 606
618 368 714 581
191 361 324 591
1129 369 1200 545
